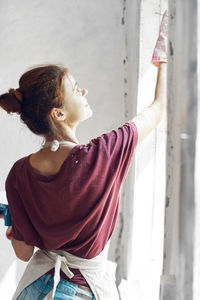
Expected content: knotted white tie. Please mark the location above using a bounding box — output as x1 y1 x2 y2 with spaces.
45 252 74 300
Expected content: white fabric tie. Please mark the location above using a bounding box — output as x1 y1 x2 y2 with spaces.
46 253 74 300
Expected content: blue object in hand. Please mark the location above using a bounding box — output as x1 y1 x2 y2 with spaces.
0 204 12 226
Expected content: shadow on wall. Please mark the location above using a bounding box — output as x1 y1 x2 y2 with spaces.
0 191 27 299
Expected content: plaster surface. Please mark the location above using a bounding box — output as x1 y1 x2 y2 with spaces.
0 1 127 297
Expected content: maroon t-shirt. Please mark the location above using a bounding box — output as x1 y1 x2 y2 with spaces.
6 121 138 287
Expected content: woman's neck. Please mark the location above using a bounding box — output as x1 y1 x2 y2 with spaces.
46 123 79 144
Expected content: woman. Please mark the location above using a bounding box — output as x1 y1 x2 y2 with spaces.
0 13 167 300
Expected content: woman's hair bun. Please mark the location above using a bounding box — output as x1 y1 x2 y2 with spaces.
9 88 23 102
0 64 69 138
0 88 22 114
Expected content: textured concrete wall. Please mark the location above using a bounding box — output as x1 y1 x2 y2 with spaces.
194 1 200 298
160 1 198 299
108 0 140 285
0 1 130 298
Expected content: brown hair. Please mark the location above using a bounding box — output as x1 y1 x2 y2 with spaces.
0 64 69 138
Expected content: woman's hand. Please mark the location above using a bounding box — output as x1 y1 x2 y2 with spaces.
152 10 168 66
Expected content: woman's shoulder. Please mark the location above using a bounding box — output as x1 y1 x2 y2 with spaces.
6 156 27 187
8 155 28 173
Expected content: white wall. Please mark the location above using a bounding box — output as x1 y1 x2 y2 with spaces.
0 1 168 299
0 0 126 189
0 1 128 298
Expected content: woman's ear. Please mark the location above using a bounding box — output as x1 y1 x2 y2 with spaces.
50 108 66 121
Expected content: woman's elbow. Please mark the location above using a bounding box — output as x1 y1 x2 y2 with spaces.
11 238 34 262
16 252 33 262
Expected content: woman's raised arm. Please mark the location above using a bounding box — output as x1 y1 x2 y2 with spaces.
131 63 167 145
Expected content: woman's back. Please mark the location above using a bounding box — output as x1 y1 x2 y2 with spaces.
29 143 77 176
6 121 138 257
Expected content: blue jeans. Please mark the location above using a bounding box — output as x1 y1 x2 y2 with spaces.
17 274 96 300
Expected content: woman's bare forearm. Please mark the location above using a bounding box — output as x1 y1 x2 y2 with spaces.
131 63 167 144
154 63 167 103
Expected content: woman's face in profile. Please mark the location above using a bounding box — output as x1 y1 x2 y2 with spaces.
62 73 93 124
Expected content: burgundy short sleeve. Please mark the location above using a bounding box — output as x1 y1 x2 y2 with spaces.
5 168 26 241
6 166 40 244
89 121 138 183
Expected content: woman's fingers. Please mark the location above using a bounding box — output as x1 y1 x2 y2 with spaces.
6 226 13 240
